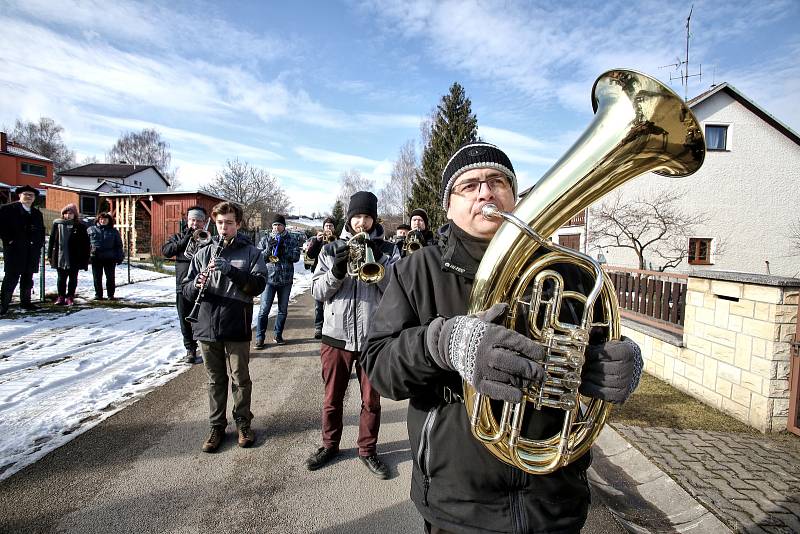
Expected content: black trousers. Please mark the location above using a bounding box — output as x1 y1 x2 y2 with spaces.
56 267 80 298
1 266 35 307
91 259 116 298
175 292 197 350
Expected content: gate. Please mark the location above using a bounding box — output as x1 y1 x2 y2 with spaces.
789 300 800 436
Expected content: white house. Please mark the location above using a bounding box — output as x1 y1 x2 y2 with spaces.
555 83 800 278
59 164 170 194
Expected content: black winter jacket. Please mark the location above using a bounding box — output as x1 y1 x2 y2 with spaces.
181 234 267 342
161 227 194 292
88 224 124 263
362 223 591 534
48 219 90 271
0 202 45 274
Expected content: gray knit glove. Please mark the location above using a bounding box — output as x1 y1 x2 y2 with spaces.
426 303 546 403
580 337 643 403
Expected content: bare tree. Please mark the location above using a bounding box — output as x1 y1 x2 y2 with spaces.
336 169 375 205
10 117 76 182
379 140 418 218
202 159 292 229
589 190 716 271
789 219 800 256
106 128 178 189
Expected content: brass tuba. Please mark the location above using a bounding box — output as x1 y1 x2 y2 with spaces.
347 232 385 283
465 70 705 475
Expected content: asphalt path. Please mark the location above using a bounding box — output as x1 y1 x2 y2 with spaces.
0 291 625 533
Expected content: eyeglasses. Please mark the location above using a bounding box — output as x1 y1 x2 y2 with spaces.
452 177 510 196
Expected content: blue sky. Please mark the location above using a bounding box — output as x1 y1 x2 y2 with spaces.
1 0 798 216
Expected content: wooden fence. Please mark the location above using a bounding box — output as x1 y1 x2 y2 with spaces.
603 266 688 334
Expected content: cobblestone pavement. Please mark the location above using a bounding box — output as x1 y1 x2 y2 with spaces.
614 424 800 533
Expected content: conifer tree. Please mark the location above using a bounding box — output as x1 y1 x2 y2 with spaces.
408 82 478 228
331 200 345 235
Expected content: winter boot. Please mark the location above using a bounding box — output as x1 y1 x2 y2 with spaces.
55 296 66 305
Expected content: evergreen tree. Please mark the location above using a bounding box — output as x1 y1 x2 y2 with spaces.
331 200 345 235
408 82 478 228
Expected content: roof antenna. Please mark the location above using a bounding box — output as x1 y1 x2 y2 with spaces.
659 4 702 101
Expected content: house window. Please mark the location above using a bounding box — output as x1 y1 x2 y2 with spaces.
705 125 728 151
688 238 713 265
80 195 97 216
21 162 47 176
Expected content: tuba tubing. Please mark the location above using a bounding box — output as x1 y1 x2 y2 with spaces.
465 69 705 475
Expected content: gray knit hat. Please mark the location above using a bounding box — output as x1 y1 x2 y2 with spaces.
440 142 516 209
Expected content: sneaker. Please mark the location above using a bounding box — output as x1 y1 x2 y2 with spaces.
273 335 286 345
55 297 66 305
360 454 390 479
314 329 322 339
202 427 224 453
254 338 265 350
305 446 338 471
65 297 74 306
237 425 255 448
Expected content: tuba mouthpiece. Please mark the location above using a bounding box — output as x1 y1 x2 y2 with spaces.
481 204 501 220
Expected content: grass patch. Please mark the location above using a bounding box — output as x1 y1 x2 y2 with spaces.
609 373 758 433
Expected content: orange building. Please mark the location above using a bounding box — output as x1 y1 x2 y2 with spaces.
0 131 54 204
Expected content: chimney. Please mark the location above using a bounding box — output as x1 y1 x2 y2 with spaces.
0 132 7 153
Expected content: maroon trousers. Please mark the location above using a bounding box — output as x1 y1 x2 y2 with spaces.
320 342 381 457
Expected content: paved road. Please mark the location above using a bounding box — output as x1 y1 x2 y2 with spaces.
0 292 625 533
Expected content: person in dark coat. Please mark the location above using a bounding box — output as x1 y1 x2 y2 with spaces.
0 185 46 315
409 208 437 246
161 205 208 364
303 217 336 338
47 203 90 306
254 214 300 348
393 223 411 257
87 212 124 300
362 142 642 534
182 202 267 453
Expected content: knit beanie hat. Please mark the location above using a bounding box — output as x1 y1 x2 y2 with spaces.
440 141 517 209
396 223 411 231
272 214 286 226
346 191 378 222
61 203 79 217
409 208 429 228
323 217 335 227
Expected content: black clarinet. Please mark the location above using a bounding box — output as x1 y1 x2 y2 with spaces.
185 236 231 323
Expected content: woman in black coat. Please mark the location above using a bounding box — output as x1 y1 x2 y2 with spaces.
47 203 90 305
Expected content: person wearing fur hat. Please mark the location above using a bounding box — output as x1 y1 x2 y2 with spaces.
47 204 90 306
0 185 46 314
304 217 336 338
305 191 400 479
362 141 643 533
255 214 300 348
87 212 124 300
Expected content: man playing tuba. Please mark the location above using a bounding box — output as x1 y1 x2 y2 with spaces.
362 142 642 533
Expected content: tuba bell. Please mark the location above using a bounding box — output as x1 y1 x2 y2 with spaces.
347 232 385 283
465 69 705 475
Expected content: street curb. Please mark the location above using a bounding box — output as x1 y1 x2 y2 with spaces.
589 425 732 533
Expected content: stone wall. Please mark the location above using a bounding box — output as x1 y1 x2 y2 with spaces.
622 271 799 432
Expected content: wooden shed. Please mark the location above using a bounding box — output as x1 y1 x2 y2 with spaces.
102 191 228 259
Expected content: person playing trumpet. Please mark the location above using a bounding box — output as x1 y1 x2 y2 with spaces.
362 142 642 533
182 202 267 453
255 214 300 348
162 205 208 364
305 191 399 479
304 217 337 338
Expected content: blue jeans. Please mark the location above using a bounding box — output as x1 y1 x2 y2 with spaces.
256 283 291 341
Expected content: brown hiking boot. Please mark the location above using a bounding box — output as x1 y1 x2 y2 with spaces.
237 425 255 448
202 427 224 453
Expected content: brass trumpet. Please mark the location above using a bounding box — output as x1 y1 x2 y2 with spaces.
323 230 336 243
347 232 384 283
403 230 424 255
267 232 282 263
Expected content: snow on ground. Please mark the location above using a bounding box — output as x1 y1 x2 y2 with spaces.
0 260 313 481
0 261 168 303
